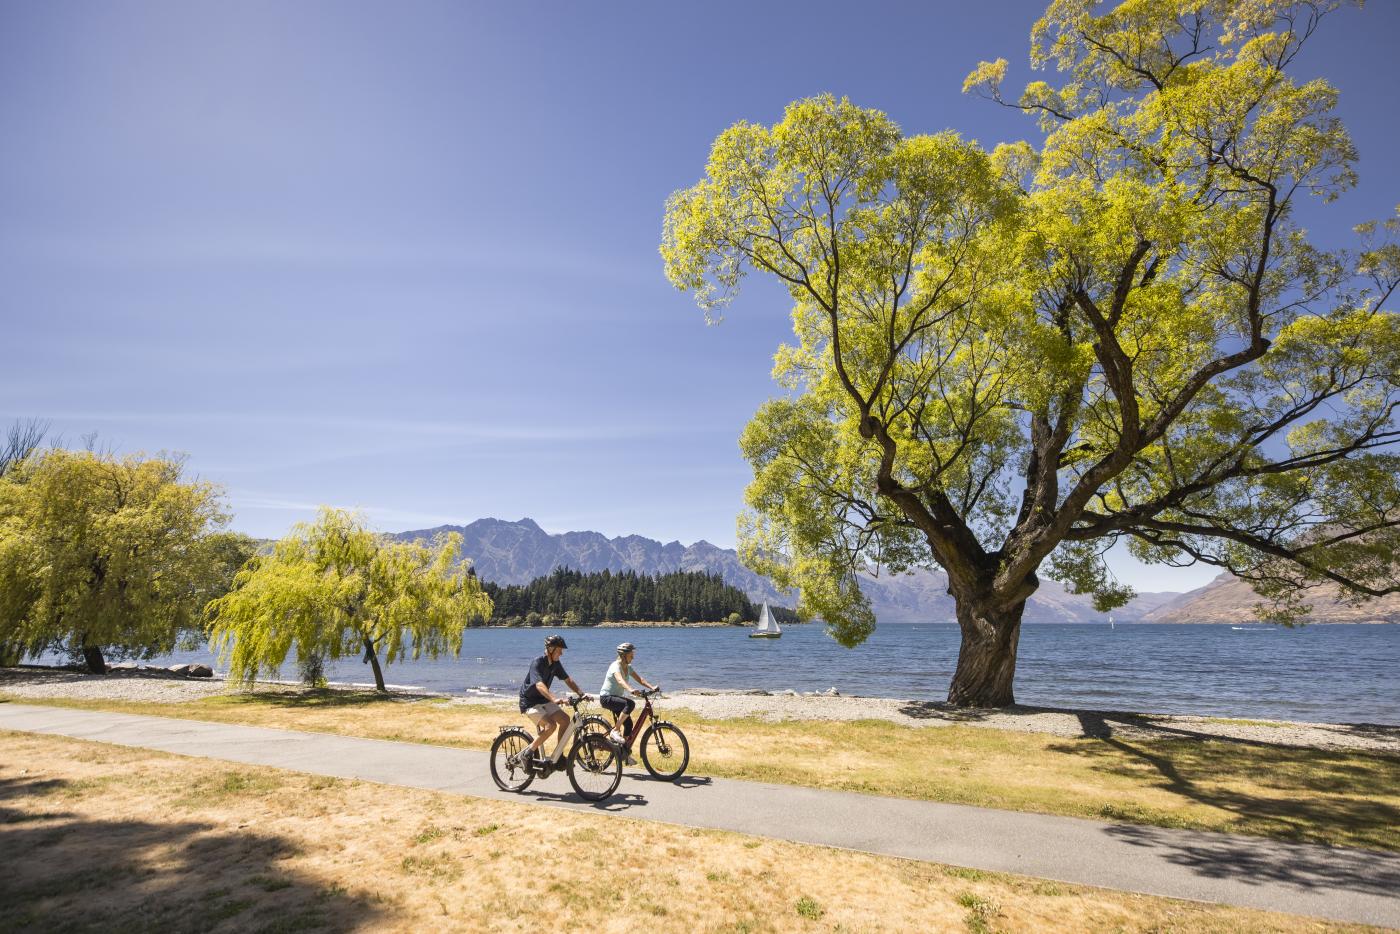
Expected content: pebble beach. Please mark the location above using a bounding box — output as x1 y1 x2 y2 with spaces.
4 665 1397 755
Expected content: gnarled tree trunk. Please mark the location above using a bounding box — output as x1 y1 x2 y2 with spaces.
947 599 1025 707
81 641 107 675
362 637 386 693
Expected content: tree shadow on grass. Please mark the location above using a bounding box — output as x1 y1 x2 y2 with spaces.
898 701 1400 751
895 700 999 722
217 688 433 711
1335 722 1400 745
895 701 1193 734
1045 721 1400 852
0 775 388 933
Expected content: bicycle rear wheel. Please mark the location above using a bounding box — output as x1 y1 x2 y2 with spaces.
490 728 535 792
567 733 622 801
577 714 613 742
639 722 689 781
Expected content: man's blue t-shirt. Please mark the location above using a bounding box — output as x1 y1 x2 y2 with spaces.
519 655 569 712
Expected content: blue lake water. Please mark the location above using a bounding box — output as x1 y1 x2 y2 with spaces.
90 623 1400 725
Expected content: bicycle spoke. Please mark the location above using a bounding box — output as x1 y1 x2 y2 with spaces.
640 723 690 781
569 735 621 801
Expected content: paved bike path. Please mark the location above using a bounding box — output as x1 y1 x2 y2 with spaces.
4 703 1397 928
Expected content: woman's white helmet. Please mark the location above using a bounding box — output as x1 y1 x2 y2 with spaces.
616 642 636 655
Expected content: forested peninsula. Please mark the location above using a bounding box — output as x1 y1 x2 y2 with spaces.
475 567 800 628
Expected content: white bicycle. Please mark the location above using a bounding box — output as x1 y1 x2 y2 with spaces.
488 694 622 801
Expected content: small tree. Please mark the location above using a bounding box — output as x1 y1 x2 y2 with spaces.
206 508 492 693
0 418 48 479
663 1 1400 706
297 652 328 688
0 449 239 672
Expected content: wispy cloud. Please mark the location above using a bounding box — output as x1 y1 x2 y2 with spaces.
229 493 469 530
10 410 734 443
0 230 661 287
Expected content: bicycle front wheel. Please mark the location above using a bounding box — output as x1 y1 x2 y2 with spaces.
490 728 535 793
567 733 622 801
639 722 689 781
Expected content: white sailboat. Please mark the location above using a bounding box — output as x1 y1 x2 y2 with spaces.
749 602 782 639
1109 614 1115 630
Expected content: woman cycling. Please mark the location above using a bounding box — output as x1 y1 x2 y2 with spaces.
599 642 658 752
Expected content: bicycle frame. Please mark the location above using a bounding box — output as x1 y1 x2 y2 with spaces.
525 697 587 774
540 716 577 763
613 692 657 753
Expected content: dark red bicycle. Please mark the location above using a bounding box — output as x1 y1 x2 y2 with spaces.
580 687 690 781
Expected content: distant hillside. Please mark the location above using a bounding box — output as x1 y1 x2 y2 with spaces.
395 518 1177 624
1144 573 1400 624
396 517 787 602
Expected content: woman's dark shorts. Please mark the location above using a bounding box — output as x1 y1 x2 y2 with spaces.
600 694 635 719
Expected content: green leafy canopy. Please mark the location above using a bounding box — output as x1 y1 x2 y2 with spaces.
663 0 1399 648
0 448 246 665
207 507 492 687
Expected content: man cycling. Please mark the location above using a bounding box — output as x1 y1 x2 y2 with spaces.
512 634 587 766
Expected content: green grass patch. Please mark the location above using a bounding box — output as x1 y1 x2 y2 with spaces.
412 824 445 845
399 853 462 883
956 892 1000 933
208 898 254 922
176 768 282 807
249 873 293 892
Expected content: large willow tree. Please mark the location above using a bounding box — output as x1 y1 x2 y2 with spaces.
662 0 1400 706
207 507 492 692
0 448 245 672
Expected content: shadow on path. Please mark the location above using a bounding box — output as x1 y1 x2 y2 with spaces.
1103 822 1400 897
522 787 651 812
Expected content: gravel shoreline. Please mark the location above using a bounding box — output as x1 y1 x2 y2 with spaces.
3 666 1396 755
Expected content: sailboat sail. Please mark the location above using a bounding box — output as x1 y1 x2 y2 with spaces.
751 602 782 637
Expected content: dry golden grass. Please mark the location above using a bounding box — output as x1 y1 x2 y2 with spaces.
7 689 1398 852
1 730 1373 934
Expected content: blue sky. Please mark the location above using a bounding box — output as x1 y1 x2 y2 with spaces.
3 1 1398 593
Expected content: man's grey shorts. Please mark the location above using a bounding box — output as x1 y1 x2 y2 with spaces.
524 702 561 723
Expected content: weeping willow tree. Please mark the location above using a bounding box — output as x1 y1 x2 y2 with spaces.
207 507 492 692
662 0 1400 706
0 447 244 672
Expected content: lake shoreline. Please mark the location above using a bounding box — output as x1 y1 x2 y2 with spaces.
4 665 1396 754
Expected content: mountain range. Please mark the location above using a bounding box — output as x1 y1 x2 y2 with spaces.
395 517 1179 623
395 517 1394 624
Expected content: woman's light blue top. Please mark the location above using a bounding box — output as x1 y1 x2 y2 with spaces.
600 659 642 697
